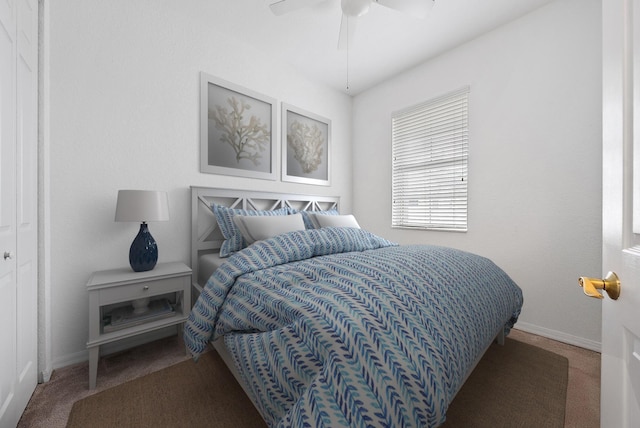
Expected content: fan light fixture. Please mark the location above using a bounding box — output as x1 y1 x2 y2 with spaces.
268 0 434 51
267 0 435 90
341 0 370 17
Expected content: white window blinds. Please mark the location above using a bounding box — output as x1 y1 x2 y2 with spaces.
392 87 469 231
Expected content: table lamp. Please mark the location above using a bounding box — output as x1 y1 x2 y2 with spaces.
115 190 169 272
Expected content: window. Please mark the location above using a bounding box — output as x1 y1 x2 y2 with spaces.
392 87 469 231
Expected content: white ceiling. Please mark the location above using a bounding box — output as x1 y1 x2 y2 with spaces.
208 0 555 95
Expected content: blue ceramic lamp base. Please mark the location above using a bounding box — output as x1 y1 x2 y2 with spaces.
129 222 158 272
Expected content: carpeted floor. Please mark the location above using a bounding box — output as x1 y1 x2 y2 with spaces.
64 338 567 428
66 350 266 428
18 328 600 427
442 338 568 427
66 350 265 428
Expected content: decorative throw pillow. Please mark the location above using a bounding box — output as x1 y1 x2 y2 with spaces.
211 204 290 257
314 213 361 229
299 208 339 229
233 213 305 245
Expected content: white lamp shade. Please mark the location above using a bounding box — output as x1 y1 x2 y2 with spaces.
115 190 169 222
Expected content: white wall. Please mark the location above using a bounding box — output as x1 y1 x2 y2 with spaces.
47 0 352 368
47 0 602 370
352 0 603 349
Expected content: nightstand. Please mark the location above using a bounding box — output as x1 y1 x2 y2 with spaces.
86 261 192 389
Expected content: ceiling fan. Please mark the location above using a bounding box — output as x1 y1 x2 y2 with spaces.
267 0 434 49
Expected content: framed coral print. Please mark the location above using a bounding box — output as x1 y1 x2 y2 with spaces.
281 104 331 186
200 72 277 180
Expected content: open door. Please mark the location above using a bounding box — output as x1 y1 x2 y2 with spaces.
599 0 640 425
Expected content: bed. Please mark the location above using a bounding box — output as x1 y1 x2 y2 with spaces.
185 186 523 427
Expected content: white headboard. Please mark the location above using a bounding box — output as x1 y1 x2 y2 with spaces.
190 186 340 289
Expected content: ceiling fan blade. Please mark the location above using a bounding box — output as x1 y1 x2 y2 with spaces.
267 0 326 16
374 0 434 18
337 13 358 50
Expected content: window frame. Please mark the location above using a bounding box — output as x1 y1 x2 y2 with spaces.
391 87 469 232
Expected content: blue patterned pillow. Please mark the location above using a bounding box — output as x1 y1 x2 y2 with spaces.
299 208 339 229
212 204 290 257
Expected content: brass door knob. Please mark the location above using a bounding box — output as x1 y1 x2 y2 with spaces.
578 271 620 300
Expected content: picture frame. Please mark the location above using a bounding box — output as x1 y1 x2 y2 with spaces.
200 72 277 180
281 103 331 186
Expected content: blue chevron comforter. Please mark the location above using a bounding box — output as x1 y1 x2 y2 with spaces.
184 228 523 427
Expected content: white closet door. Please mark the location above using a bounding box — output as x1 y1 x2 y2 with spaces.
0 0 38 426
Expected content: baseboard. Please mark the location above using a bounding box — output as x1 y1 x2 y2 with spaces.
38 369 53 384
514 322 601 353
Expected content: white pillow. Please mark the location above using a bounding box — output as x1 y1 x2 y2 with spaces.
314 214 361 229
233 213 305 245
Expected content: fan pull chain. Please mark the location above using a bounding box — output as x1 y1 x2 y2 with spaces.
346 16 350 92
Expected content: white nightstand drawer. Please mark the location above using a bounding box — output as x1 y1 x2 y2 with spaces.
99 276 184 305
